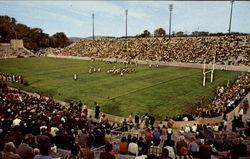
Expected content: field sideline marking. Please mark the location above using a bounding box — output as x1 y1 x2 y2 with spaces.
109 72 200 100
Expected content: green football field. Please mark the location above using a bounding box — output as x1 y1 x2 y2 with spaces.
0 57 242 119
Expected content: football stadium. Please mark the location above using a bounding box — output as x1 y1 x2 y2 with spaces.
0 1 250 159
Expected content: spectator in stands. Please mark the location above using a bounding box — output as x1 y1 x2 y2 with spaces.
184 124 191 133
78 129 89 148
188 136 199 158
163 145 176 159
163 135 175 149
148 140 162 157
158 148 172 159
16 134 34 159
152 128 161 142
128 137 139 156
119 137 128 154
80 140 94 159
191 124 197 133
230 137 247 159
100 143 115 159
141 128 152 143
104 130 112 144
93 129 105 148
243 98 249 114
3 142 21 159
34 143 52 159
60 36 250 66
62 143 85 159
198 138 212 159
176 136 188 156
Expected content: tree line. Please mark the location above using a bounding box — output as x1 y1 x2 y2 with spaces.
136 28 249 38
0 15 71 51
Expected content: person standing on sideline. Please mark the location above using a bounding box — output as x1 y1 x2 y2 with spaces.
135 114 139 128
95 103 100 119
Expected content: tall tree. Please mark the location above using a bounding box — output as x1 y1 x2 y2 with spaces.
140 30 151 38
176 31 185 37
0 16 16 42
154 28 166 37
50 32 71 48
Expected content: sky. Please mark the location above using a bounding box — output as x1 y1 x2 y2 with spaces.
0 1 249 38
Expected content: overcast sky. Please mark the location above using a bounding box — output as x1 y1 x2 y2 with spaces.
0 1 249 38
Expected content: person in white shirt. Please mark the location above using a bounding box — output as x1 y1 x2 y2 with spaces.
128 137 139 156
191 124 197 133
164 146 176 159
12 116 21 127
239 108 244 116
213 123 219 132
184 124 191 133
183 116 188 121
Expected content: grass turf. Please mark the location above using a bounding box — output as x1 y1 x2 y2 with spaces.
0 57 242 119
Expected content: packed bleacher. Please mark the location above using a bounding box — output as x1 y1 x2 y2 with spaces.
59 35 250 66
0 83 121 159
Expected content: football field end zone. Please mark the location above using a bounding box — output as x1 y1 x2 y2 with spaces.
8 87 250 129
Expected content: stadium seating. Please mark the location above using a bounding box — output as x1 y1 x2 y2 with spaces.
58 35 250 66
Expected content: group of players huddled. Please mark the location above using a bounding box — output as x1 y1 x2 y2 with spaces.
73 59 162 80
107 66 136 76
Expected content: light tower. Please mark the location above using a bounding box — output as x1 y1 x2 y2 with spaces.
228 0 234 36
92 13 95 40
169 4 173 39
125 9 128 38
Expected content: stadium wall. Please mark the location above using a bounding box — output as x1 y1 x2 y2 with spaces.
47 55 250 72
10 39 24 49
9 87 250 129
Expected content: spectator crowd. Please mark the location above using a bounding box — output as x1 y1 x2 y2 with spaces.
59 35 250 66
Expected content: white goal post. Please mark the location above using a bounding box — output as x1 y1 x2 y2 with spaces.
203 58 215 86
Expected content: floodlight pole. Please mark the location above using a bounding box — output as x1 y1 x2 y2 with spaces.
125 9 128 38
169 4 173 39
92 13 95 40
228 0 234 36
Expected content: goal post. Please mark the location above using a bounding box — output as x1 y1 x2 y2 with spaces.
203 58 215 86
